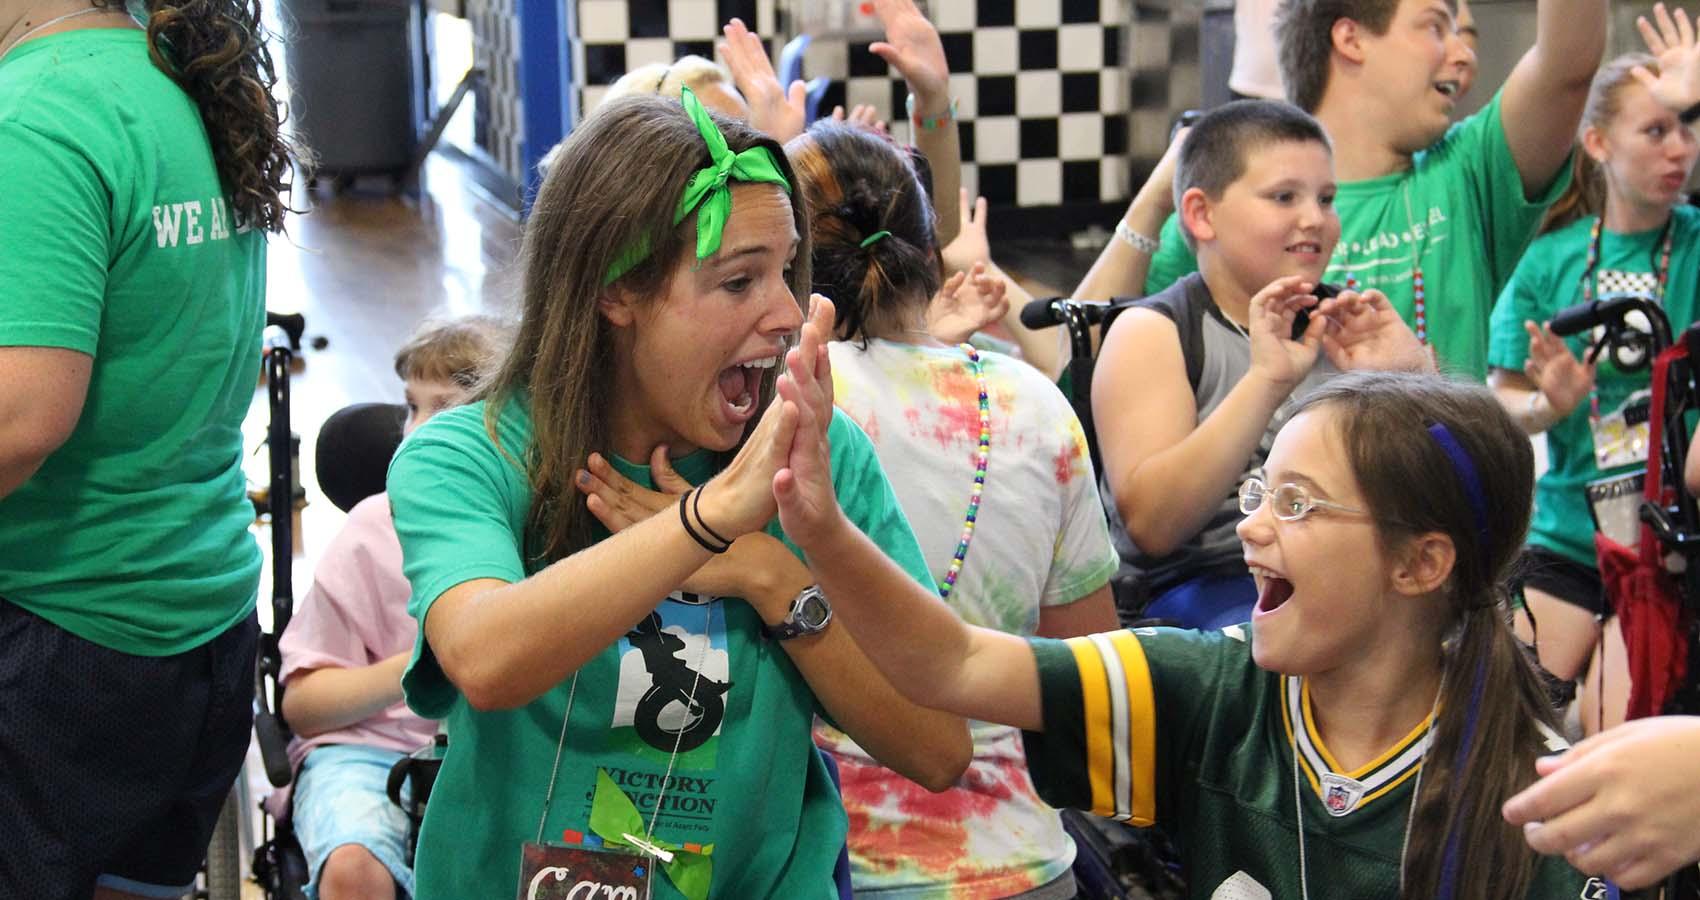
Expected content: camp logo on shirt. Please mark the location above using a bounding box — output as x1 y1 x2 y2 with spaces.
1331 205 1450 288
612 593 730 765
150 195 251 248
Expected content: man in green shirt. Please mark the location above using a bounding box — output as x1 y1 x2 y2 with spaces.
1076 0 1604 379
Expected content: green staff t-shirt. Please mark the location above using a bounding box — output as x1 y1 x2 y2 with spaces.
388 396 935 899
1489 206 1700 566
0 28 265 654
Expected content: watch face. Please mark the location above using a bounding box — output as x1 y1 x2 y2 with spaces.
796 592 831 629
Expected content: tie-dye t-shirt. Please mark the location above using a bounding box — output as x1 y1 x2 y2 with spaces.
815 338 1119 897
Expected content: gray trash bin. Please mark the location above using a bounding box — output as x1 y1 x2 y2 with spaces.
280 0 418 177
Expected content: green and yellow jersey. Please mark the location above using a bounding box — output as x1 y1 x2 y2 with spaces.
1021 625 1603 899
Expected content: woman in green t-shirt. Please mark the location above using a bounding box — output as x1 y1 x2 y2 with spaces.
0 0 304 895
1488 52 1700 734
386 90 970 899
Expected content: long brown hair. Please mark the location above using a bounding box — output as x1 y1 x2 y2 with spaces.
1297 372 1557 900
94 0 307 232
785 122 940 345
1543 53 1660 233
485 93 810 566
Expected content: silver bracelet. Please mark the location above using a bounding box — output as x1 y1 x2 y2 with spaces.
1114 219 1160 255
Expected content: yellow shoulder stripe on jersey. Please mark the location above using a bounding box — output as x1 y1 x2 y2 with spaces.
1066 636 1115 818
1065 633 1155 826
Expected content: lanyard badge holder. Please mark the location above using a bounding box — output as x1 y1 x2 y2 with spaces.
1590 387 1654 471
517 605 715 900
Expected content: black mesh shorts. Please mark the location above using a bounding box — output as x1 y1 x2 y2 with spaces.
1516 545 1607 617
0 596 257 900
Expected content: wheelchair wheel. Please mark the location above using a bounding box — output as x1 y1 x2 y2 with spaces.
204 787 244 900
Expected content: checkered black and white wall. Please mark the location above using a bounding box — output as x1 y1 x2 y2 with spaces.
573 0 777 113
571 0 1139 222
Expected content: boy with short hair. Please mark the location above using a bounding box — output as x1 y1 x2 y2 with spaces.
1079 0 1605 380
278 314 509 900
1093 101 1428 626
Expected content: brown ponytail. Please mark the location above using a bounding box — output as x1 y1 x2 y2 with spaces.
1542 53 1658 235
100 0 309 232
1298 372 1559 900
785 122 942 346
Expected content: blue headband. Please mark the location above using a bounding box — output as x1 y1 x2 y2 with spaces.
1426 422 1489 552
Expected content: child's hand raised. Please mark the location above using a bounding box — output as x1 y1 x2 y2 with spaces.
927 262 1008 345
941 190 991 276
719 18 805 142
1319 288 1435 374
868 0 950 108
830 103 890 135
773 294 849 551
1245 276 1324 390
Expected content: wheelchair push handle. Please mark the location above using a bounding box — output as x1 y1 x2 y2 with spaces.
1549 295 1673 346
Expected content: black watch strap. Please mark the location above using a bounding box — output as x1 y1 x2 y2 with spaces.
1682 99 1700 125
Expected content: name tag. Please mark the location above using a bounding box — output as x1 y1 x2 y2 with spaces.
518 841 652 900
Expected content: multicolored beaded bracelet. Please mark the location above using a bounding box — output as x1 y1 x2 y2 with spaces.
939 343 990 600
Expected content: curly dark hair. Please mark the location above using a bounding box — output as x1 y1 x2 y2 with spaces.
98 0 308 232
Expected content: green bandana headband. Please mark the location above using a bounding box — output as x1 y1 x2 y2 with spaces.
604 85 792 284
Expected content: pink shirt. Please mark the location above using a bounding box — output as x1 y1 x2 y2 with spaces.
280 493 437 772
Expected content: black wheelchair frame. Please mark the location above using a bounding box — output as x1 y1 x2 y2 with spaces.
1550 296 1700 900
246 340 442 899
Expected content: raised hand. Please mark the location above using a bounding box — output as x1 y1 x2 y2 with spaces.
1523 320 1596 419
868 0 950 106
773 294 847 550
1245 276 1324 391
830 103 890 135
940 190 991 276
927 262 1009 345
1634 3 1700 115
719 18 805 142
1318 288 1434 373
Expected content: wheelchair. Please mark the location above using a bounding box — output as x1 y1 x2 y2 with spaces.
236 335 440 899
1545 295 1700 900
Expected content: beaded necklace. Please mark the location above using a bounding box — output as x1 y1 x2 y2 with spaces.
1578 214 1675 305
938 343 990 600
1577 213 1674 421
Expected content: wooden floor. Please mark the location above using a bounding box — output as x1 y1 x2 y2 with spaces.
245 155 521 583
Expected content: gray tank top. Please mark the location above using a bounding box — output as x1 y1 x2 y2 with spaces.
1102 273 1339 609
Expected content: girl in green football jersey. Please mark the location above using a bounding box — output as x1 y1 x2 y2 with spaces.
776 369 1598 900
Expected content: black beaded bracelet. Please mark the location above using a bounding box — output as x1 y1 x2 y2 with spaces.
1682 100 1700 125
679 488 729 553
